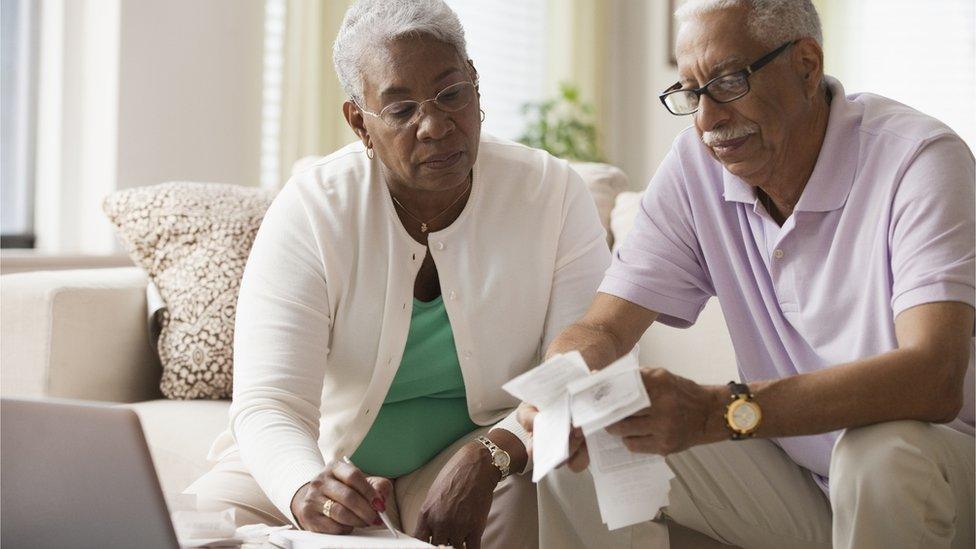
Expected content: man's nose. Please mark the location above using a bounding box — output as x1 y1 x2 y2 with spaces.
695 94 732 133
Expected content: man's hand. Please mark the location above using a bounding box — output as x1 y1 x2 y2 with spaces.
412 442 498 548
516 401 590 472
519 369 726 472
606 368 726 454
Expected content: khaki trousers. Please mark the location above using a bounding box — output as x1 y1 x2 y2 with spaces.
538 421 974 549
186 426 538 548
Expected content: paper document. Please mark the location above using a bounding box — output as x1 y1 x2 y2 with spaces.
502 351 590 407
528 393 572 481
585 428 675 530
567 353 649 432
503 351 589 481
503 351 674 530
269 528 433 548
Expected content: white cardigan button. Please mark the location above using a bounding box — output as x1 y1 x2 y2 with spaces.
449 290 457 300
434 241 445 250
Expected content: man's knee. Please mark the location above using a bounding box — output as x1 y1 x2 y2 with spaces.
495 472 538 516
829 420 941 497
538 464 594 506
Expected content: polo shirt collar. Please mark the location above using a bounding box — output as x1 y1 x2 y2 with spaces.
722 76 861 212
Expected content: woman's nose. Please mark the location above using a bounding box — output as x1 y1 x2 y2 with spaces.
415 102 455 140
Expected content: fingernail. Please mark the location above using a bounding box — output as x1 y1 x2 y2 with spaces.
373 518 382 526
372 498 386 512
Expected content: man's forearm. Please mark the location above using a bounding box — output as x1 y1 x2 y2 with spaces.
708 346 969 443
545 321 631 370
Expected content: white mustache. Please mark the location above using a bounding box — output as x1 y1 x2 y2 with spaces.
702 123 759 146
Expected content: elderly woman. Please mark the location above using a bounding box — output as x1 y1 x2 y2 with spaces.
185 0 609 547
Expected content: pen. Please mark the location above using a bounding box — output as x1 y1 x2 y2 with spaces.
342 455 398 538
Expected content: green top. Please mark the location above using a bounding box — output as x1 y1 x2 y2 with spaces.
350 295 479 478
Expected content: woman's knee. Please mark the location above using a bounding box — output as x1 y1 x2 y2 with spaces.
186 468 289 527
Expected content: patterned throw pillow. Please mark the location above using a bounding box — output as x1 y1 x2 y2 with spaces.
103 182 276 399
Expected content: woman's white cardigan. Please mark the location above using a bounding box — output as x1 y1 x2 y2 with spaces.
208 134 611 521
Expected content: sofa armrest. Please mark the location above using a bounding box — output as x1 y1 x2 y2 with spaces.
1 267 163 402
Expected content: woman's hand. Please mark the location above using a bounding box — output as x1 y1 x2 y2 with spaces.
412 442 499 548
290 460 393 534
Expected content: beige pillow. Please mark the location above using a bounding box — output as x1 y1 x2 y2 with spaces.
103 182 275 399
568 162 630 248
609 191 643 254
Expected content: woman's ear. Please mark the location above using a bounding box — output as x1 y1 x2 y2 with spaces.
467 59 480 90
342 100 370 146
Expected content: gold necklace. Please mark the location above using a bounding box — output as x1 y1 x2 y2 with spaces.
390 179 472 233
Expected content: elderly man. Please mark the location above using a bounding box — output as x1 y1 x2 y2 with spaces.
520 1 975 548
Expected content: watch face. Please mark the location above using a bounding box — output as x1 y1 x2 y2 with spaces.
730 400 761 431
492 449 511 468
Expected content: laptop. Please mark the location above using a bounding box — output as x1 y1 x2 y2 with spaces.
1 397 180 549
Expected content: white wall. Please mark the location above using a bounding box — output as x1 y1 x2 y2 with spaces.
116 0 264 190
606 0 690 191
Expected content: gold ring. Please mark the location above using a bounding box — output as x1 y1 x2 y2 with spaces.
322 498 335 519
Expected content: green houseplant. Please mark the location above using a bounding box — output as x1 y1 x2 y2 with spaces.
518 82 603 163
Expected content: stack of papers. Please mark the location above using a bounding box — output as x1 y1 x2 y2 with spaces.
268 528 434 548
503 352 675 530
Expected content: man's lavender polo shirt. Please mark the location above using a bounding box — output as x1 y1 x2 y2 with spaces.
601 77 975 482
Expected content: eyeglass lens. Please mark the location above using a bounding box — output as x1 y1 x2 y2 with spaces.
665 74 749 114
380 81 475 127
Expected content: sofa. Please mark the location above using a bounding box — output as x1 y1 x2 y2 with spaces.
0 163 738 546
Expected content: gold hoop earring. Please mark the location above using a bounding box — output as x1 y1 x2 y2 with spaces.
479 109 486 122
366 146 374 160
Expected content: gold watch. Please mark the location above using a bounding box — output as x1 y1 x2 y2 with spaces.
476 435 511 479
725 381 761 439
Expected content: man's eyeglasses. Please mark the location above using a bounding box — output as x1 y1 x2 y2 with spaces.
659 40 797 116
356 80 478 129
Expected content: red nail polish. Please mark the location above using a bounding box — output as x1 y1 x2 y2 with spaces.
373 518 382 526
372 498 386 512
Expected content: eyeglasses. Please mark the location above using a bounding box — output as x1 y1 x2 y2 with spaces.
356 80 478 129
659 40 797 116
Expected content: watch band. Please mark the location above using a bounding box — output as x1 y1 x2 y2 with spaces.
476 435 510 479
728 381 752 399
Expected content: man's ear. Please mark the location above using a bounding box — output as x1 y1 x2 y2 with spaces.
792 37 824 100
342 100 370 146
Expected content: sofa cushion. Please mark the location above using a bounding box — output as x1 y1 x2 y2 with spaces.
126 399 230 497
569 162 630 248
103 182 275 399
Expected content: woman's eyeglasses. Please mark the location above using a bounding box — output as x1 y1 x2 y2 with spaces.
356 80 478 129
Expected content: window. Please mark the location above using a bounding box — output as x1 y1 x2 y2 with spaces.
260 0 286 190
825 0 975 148
446 0 548 141
1 0 40 248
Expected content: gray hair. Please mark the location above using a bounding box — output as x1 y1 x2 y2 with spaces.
675 0 823 48
333 0 469 104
